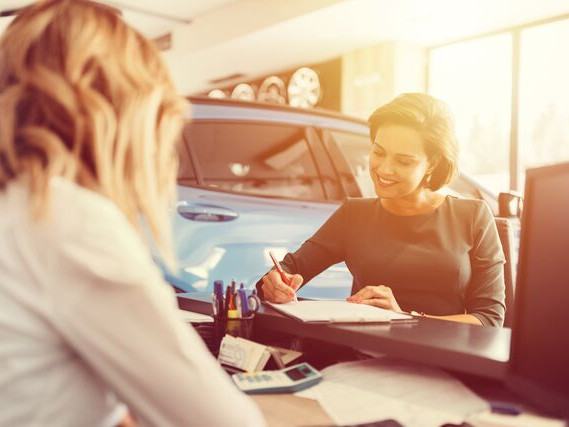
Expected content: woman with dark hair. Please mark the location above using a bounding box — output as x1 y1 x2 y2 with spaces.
258 93 505 327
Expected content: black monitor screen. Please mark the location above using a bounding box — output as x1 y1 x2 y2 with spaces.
508 162 569 418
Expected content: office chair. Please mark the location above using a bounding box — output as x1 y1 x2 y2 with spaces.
495 217 519 328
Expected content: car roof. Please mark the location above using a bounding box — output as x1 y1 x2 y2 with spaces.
186 96 369 135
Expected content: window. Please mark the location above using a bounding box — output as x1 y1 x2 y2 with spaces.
519 20 569 186
305 127 345 201
184 122 326 201
176 136 197 185
324 130 375 198
429 34 512 194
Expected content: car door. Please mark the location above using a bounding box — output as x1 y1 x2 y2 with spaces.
170 119 352 299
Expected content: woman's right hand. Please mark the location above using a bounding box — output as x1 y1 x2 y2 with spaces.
260 269 303 303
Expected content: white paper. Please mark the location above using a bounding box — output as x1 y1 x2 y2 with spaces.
217 335 270 372
178 309 213 323
468 411 566 427
266 300 413 323
300 358 489 427
294 386 319 400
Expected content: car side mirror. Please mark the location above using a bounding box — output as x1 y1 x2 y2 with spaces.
498 191 523 218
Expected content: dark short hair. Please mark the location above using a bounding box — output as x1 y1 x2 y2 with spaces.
367 93 458 191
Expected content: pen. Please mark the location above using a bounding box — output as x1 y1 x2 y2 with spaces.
490 400 524 415
237 283 249 317
224 285 232 318
227 287 238 319
268 251 298 302
213 280 224 317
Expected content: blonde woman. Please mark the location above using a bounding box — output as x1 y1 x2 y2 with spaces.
0 1 264 426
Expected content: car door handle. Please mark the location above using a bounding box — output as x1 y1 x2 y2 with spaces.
177 202 239 222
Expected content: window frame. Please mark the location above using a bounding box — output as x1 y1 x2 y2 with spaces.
427 12 569 193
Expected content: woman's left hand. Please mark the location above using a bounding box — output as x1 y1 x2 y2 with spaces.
347 285 402 312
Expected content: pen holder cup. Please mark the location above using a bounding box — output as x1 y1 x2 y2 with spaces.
225 315 255 339
212 315 255 354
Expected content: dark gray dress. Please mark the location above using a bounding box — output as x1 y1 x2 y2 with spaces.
258 196 506 327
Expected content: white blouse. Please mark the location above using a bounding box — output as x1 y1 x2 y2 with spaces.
0 177 265 427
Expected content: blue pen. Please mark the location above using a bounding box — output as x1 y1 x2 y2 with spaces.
237 283 249 317
490 400 523 415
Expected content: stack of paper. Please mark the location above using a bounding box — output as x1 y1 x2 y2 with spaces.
268 346 303 369
296 357 490 427
468 411 566 426
266 300 413 323
218 335 271 372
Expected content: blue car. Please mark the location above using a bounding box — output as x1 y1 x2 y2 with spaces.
163 97 499 299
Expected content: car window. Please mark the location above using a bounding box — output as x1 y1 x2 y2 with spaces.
327 130 499 211
324 130 375 197
184 121 326 201
176 136 197 185
304 127 345 201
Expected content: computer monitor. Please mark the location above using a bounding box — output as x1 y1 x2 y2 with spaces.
507 162 569 418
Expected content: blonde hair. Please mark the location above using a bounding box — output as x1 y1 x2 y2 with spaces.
368 93 459 191
0 0 186 269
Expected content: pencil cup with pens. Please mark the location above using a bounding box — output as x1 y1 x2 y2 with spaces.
211 279 260 354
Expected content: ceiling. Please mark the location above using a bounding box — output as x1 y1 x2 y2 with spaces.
2 0 569 95
0 0 239 37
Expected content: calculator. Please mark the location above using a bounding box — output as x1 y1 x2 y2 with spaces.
231 362 322 394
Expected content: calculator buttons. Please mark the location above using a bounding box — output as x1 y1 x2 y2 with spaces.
232 362 322 394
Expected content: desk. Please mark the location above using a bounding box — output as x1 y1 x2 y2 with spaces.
178 292 510 380
178 293 566 427
250 393 567 427
251 394 333 427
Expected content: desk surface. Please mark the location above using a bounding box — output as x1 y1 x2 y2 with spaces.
178 293 510 380
251 394 333 427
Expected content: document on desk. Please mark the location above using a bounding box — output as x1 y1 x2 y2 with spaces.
296 357 489 427
218 335 271 372
265 300 413 323
178 309 213 323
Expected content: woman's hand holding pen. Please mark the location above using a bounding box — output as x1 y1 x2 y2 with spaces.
261 269 303 303
347 285 402 312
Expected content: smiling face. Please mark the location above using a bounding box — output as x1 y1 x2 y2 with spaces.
369 125 434 201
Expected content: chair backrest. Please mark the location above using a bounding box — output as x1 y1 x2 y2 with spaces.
495 217 519 328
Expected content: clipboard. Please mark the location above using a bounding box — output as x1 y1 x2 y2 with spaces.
265 300 414 323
